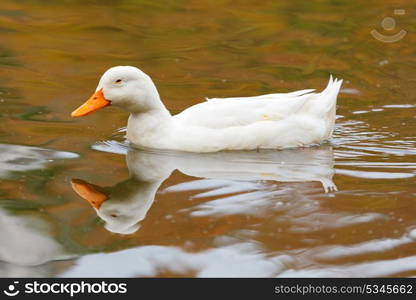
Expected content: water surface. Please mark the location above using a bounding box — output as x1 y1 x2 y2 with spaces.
0 0 415 277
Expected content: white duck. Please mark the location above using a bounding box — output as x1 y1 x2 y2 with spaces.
72 66 342 152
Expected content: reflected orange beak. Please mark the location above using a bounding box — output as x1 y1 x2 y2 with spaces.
71 179 108 209
71 89 110 117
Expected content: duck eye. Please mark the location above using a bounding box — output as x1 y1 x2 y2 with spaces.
115 79 122 84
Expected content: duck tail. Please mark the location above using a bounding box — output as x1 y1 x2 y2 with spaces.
315 75 343 116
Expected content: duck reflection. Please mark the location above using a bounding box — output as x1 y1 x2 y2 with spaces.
72 143 336 235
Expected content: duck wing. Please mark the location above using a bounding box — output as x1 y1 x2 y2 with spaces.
173 89 316 129
174 76 342 130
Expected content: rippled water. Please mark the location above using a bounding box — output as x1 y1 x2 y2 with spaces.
0 0 415 277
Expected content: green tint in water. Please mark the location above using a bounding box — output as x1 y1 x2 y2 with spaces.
0 0 415 277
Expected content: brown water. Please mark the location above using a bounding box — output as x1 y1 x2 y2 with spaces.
0 0 415 277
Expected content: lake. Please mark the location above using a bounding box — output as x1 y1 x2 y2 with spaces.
0 0 415 277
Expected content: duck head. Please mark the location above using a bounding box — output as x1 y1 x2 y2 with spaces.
71 178 146 235
71 66 164 117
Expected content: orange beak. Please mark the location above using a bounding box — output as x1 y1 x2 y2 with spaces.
71 89 110 117
71 179 108 209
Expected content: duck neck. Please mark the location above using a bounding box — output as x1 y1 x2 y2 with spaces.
126 105 172 148
143 85 171 116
